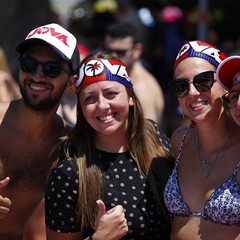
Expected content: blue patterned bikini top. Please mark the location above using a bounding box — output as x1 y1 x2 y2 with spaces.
164 126 240 225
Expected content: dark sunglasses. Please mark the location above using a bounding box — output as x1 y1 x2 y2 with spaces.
222 89 240 108
18 57 71 78
102 47 128 57
169 71 216 98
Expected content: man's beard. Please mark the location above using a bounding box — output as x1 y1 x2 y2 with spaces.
19 80 66 114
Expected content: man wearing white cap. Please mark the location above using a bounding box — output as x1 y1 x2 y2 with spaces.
0 23 80 240
217 55 240 126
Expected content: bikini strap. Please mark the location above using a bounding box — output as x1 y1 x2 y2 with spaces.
175 125 190 167
233 160 240 175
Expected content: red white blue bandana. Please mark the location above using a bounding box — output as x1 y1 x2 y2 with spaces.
76 58 133 89
174 40 226 69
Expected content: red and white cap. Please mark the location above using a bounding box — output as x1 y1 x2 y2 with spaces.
16 23 80 75
216 56 240 90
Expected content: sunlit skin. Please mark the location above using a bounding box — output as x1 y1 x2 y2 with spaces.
175 57 227 125
229 82 240 126
79 81 133 152
19 45 71 113
0 45 76 240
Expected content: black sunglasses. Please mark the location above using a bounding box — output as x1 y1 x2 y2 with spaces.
18 57 71 78
169 71 216 98
102 47 128 57
222 89 240 108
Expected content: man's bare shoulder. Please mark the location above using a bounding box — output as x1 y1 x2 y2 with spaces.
132 62 163 93
132 65 164 102
0 70 21 101
0 101 11 123
131 62 165 124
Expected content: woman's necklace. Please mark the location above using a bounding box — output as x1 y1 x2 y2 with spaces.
197 126 234 177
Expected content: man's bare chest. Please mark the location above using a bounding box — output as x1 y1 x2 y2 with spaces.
0 135 59 191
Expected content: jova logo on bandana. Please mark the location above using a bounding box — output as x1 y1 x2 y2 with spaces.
174 40 226 69
76 58 133 89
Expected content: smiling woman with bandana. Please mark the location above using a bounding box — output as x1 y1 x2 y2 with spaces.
164 40 240 240
45 52 175 240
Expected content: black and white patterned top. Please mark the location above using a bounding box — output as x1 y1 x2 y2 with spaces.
45 122 173 239
46 148 173 239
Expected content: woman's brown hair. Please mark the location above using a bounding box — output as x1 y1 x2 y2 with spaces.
61 52 174 232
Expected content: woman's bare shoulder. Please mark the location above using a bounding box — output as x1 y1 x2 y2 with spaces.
171 126 189 154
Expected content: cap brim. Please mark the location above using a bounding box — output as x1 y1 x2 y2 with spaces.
216 56 240 90
16 38 68 62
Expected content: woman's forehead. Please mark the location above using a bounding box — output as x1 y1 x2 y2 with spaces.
81 80 124 92
174 57 216 77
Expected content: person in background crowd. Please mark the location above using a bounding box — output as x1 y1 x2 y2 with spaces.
103 21 165 126
217 55 240 126
0 23 80 240
0 47 21 102
164 40 240 240
45 52 174 240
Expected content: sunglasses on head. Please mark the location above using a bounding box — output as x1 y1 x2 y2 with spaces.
18 57 72 78
222 89 240 109
169 70 216 98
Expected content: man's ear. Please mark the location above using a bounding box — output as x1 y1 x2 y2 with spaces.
133 42 143 59
66 74 79 91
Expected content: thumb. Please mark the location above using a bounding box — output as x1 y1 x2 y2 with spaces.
96 199 106 219
0 177 10 189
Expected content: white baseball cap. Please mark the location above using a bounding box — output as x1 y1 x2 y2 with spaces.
216 55 240 90
16 23 80 75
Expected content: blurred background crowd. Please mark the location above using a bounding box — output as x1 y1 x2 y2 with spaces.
0 0 239 136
